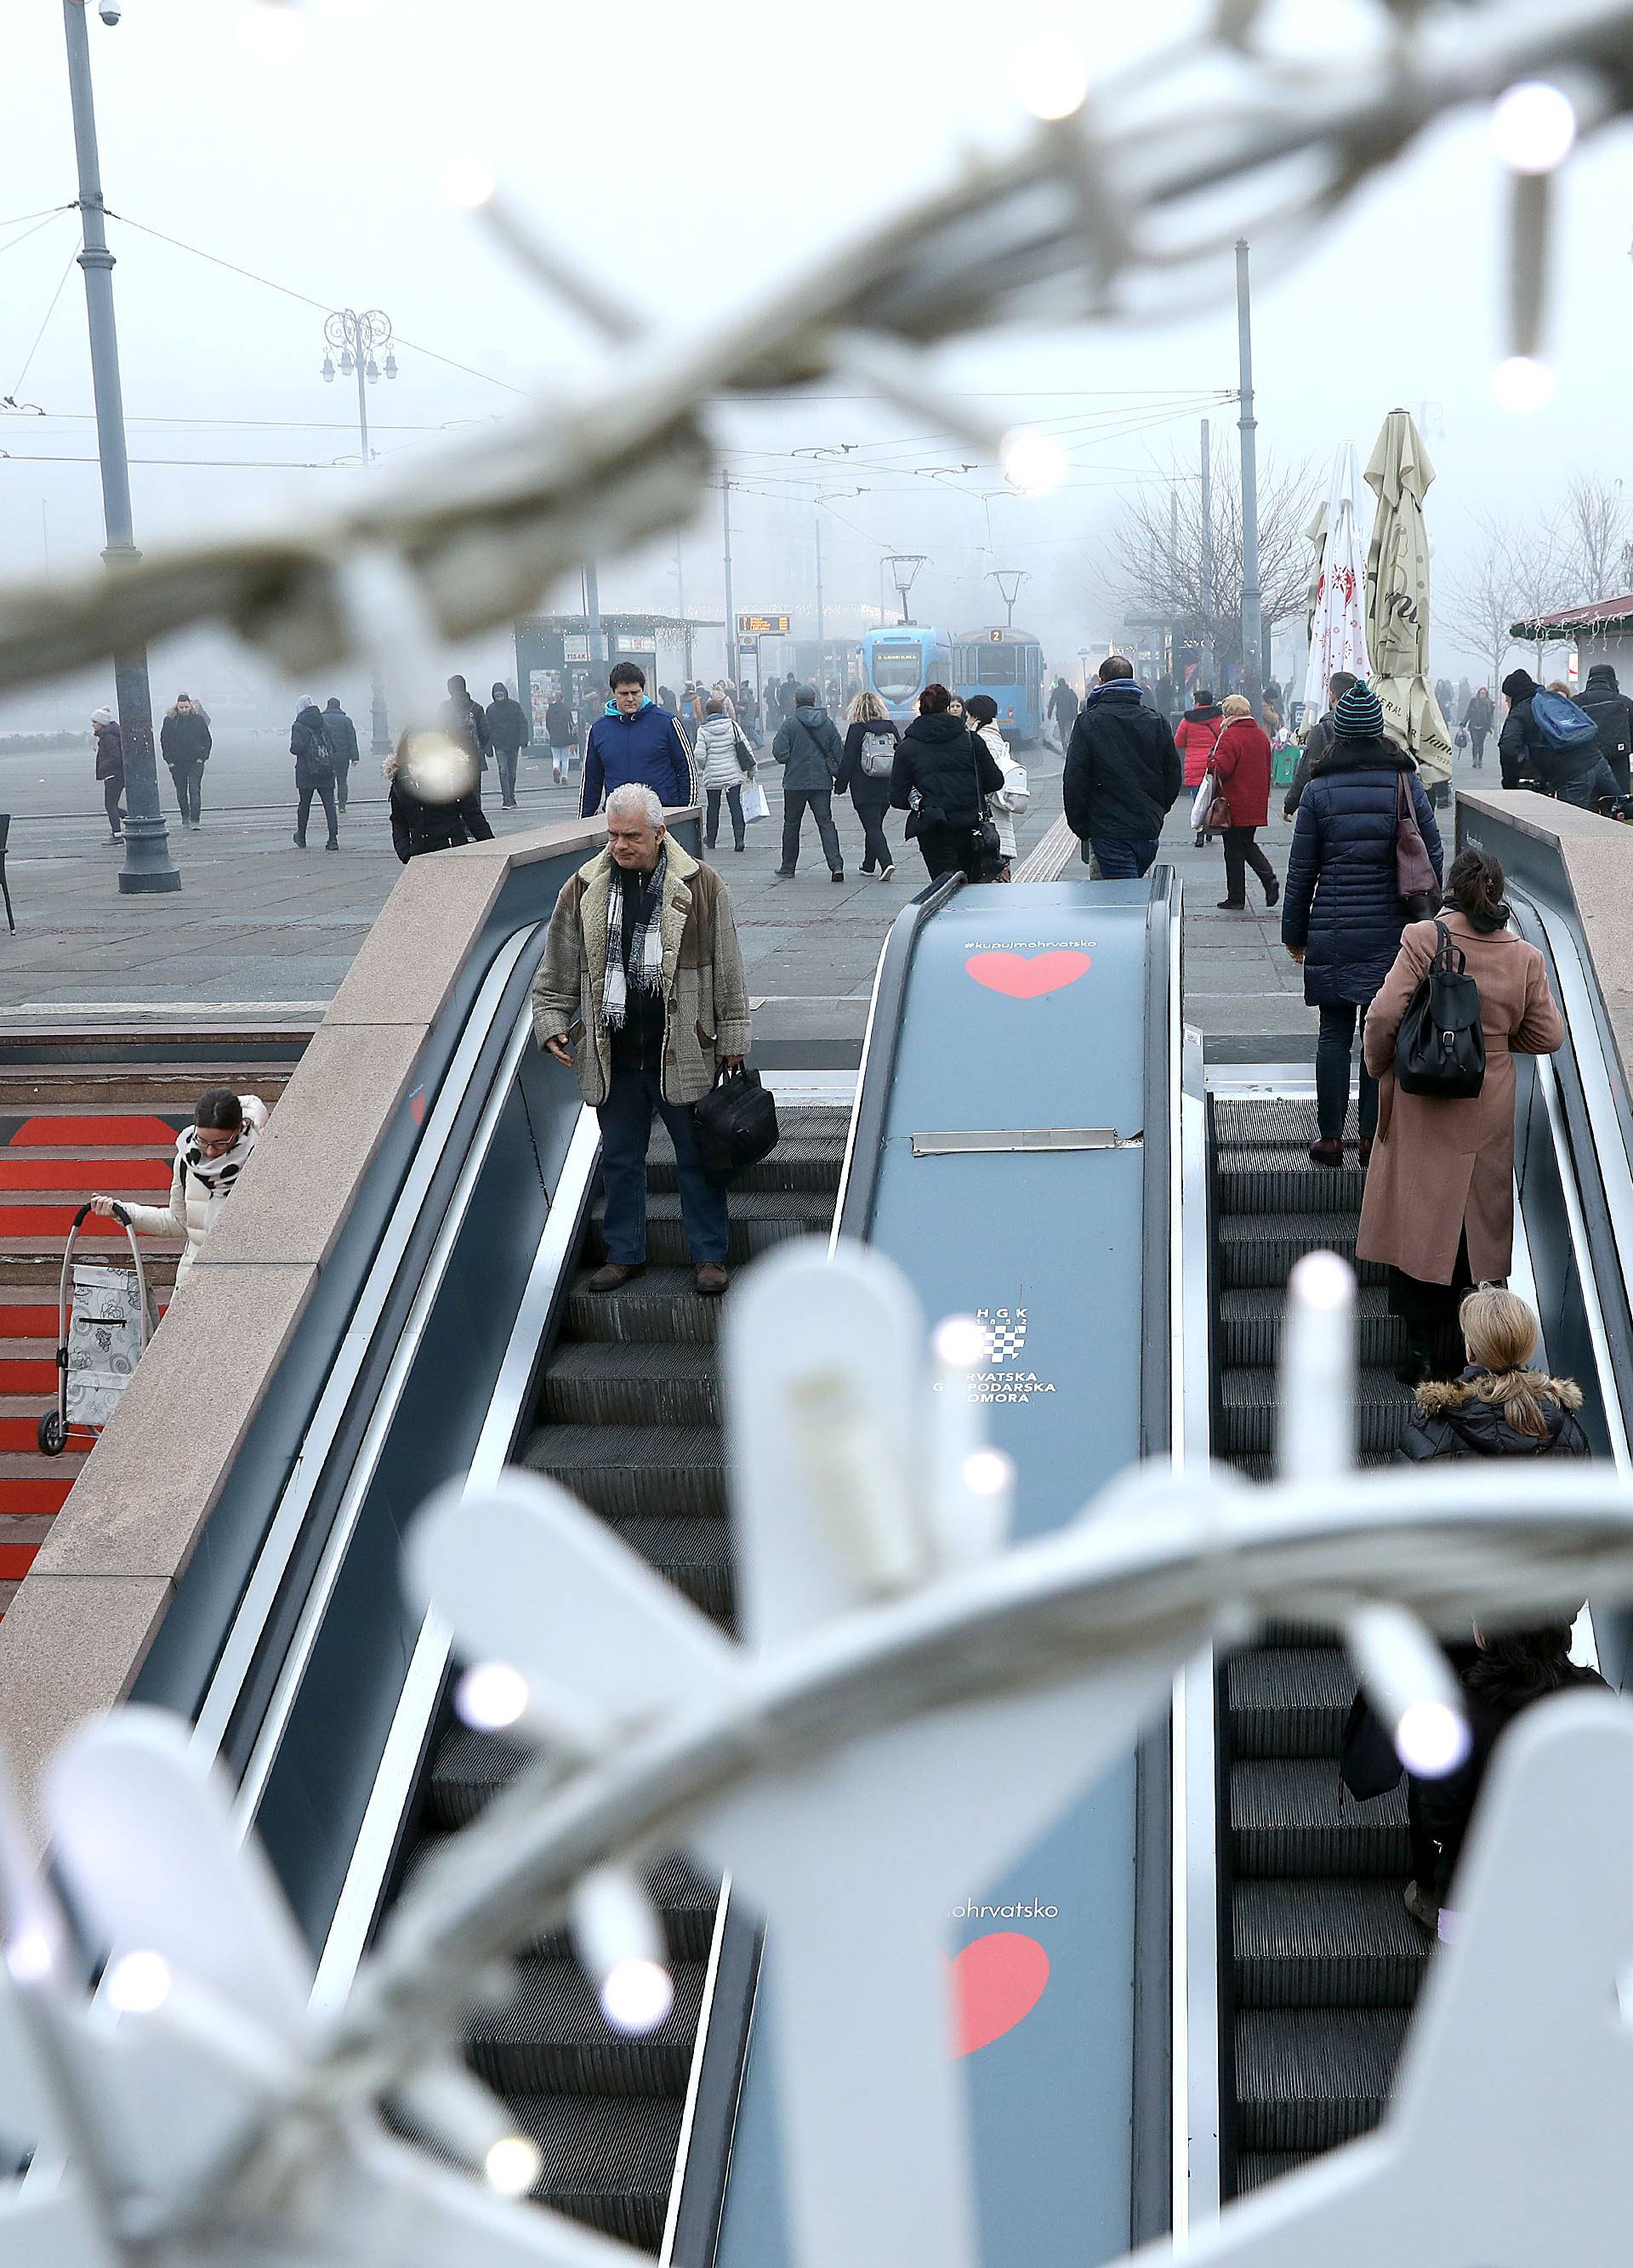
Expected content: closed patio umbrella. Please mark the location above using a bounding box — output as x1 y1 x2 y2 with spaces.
1363 407 1454 789
1302 441 1369 725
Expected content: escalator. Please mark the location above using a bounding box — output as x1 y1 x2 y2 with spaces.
1209 1093 1423 2194
1203 865 1633 2207
381 1111 847 2247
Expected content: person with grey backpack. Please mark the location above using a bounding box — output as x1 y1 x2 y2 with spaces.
771 685 846 881
835 689 900 879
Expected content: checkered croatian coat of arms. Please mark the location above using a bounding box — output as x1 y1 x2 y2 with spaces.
976 1307 1027 1365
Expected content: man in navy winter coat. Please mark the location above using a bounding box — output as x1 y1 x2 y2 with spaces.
581 662 696 817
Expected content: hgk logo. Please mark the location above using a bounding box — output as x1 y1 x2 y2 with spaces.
977 1307 1027 1365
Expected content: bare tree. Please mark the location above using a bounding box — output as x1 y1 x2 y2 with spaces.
1556 474 1630 605
1106 450 1319 677
1442 510 1573 692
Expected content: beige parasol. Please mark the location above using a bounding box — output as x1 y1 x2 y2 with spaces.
1363 408 1454 788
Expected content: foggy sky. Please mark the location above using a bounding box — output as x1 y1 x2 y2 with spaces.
2 0 1630 723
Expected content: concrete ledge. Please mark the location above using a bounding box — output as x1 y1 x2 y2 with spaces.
1459 789 1633 1083
0 1575 174 1825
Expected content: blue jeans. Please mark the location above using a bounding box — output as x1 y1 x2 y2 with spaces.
1316 1001 1379 1144
596 1065 729 1266
1085 833 1160 878
495 746 520 804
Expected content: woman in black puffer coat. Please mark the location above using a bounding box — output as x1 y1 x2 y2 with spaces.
1397 1285 1589 1464
890 682 1004 883
1281 679 1442 1166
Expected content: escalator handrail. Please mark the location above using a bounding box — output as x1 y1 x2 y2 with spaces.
186 922 546 1784
833 872 964 1243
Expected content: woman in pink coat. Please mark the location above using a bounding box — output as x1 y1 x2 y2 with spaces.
1357 848 1563 1384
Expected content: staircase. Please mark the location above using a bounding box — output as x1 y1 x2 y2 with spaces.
0 1031 307 1610
395 1107 847 2245
1210 1093 1425 2193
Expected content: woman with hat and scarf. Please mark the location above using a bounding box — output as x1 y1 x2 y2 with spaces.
91 1088 269 1287
1282 679 1442 1167
92 708 124 844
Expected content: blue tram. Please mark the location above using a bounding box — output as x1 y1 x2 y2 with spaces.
953 625 1044 744
862 624 954 722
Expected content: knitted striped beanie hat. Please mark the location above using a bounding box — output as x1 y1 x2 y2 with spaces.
1331 679 1385 739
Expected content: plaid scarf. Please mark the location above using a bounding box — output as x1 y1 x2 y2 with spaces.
601 848 667 1032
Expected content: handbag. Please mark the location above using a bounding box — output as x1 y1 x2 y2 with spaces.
1395 773 1438 918
740 780 769 823
1396 918 1486 1099
1190 770 1217 832
1200 784 1233 831
694 1065 780 1185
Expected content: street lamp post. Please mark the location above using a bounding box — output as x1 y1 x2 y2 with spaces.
61 0 179 895
321 307 397 753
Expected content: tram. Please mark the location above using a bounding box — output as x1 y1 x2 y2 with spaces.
862 623 954 720
952 624 1044 743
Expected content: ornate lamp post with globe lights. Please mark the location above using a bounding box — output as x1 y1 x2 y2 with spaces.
321 308 398 753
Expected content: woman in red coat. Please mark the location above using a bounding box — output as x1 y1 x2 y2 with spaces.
1210 694 1279 911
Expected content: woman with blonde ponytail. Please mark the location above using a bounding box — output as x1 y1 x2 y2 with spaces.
1398 1286 1589 1462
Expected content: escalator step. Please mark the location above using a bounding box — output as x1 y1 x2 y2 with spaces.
1235 2008 1408 2151
1214 1148 1368 1215
1215 1214 1386 1290
562 1265 720 1349
503 2093 684 2246
521 1424 726 1520
589 1190 831 1267
427 1725 529 1829
1235 2151 1317 2194
646 1127 847 1197
1233 1879 1428 2009
604 1513 735 1623
469 1958 707 2096
407 1821 720 1962
1216 1286 1397 1370
1210 1097 1318 1148
1226 1647 1357 1759
1215 1367 1411 1459
1230 1760 1410 1877
538 1342 720 1428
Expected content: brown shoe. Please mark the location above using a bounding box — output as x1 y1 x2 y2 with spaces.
1307 1138 1344 1169
694 1263 730 1299
587 1262 645 1293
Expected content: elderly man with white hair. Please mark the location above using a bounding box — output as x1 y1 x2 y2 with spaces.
532 783 752 1298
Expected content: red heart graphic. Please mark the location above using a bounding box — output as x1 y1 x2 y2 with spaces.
965 950 1091 999
949 1931 1050 2056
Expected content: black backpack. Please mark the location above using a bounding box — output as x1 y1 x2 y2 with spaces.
694 1066 779 1185
1396 920 1485 1099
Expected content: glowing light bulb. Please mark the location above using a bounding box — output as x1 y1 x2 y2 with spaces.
1011 41 1089 122
456 1660 529 1731
1490 81 1577 174
1396 1698 1471 1778
441 154 498 212
1000 430 1068 496
1491 355 1556 414
1289 1248 1353 1311
106 1949 172 2015
962 1447 1013 1497
933 1316 988 1370
484 2135 542 2197
599 1957 674 2035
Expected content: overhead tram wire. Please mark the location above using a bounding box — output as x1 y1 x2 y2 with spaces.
7 248 81 406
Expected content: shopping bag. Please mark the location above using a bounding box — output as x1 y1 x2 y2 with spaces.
741 780 769 823
65 1261 154 1430
1190 770 1217 831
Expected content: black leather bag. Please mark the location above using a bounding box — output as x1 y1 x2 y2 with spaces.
1396 919 1486 1099
694 1065 779 1185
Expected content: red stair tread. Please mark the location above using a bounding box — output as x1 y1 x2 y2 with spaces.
9 1115 183 1147
0 1361 60 1393
0 1306 58 1338
0 1208 174 1239
0 1159 172 1191
0 1545 40 1579
0 1482 71 1521
0 1418 86 1454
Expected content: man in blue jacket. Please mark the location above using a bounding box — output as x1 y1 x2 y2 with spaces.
581 662 695 817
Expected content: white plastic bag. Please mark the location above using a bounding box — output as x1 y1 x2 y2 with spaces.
1190 770 1216 831
996 762 1030 816
741 780 769 823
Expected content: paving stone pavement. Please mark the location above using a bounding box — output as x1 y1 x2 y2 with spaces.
0 729 1068 1064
